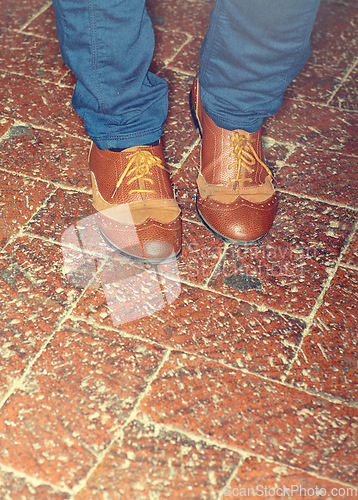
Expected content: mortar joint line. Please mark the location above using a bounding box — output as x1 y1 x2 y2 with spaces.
283 217 358 381
0 462 72 495
205 242 230 287
132 418 358 489
277 188 358 212
69 349 172 498
0 184 59 255
18 1 52 32
0 252 109 412
217 457 246 500
63 311 357 409
327 57 358 105
161 33 193 69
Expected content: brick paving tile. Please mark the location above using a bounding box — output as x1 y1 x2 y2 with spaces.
275 148 358 208
0 30 67 83
161 69 199 165
151 29 190 74
0 171 53 247
0 125 90 188
0 318 166 488
0 0 48 30
24 4 59 40
168 36 203 75
75 419 241 499
72 280 306 381
0 73 85 138
330 64 358 112
0 117 14 137
286 62 345 105
171 149 200 223
25 189 92 240
147 0 214 38
176 219 225 284
58 70 76 88
225 456 357 499
341 231 358 268
0 237 84 398
138 352 358 484
0 468 70 500
264 99 358 156
310 1 358 71
287 267 358 402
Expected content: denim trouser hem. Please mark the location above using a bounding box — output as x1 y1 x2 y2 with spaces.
88 126 164 151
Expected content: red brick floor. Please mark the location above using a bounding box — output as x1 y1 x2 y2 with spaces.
0 0 357 498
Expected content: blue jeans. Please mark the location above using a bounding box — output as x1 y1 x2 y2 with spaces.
52 0 320 149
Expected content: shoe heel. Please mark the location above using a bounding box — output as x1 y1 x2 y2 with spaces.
189 92 202 138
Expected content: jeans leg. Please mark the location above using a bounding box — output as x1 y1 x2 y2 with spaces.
52 0 168 149
199 0 320 132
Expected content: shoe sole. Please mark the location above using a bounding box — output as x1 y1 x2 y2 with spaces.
98 227 182 265
190 90 268 247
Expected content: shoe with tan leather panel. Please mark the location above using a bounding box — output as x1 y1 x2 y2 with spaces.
89 140 181 263
190 77 278 245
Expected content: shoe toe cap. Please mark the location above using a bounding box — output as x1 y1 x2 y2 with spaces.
197 193 278 244
96 212 182 262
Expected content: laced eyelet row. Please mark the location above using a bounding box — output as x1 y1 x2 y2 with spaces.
228 132 272 190
111 150 165 198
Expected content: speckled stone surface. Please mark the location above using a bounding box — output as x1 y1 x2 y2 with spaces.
0 126 90 188
226 456 354 499
265 101 358 159
25 189 92 240
24 4 59 40
0 469 70 500
0 72 85 137
147 0 214 38
138 353 358 483
0 171 54 247
276 148 358 207
342 231 358 268
330 64 358 112
161 69 199 165
0 30 68 83
0 237 83 398
151 29 189 74
0 0 357 497
76 420 241 499
73 282 306 380
0 319 165 488
0 0 48 30
0 117 14 137
287 267 358 402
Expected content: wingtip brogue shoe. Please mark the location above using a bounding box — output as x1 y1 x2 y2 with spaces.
190 77 278 245
89 140 182 263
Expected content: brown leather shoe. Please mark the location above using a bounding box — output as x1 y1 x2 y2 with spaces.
89 140 181 263
190 77 278 245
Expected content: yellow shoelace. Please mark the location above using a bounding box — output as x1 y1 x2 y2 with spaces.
228 132 272 189
111 150 165 198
